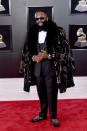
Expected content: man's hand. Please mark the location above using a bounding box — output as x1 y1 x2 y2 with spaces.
32 55 41 63
38 50 48 61
32 50 48 63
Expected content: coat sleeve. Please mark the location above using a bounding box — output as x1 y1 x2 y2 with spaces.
54 27 75 93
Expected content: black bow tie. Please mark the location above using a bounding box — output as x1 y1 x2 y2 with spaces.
38 28 47 32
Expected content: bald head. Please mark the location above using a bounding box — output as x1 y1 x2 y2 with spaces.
35 11 48 18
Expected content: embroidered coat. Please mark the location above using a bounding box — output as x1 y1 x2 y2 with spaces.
19 20 75 93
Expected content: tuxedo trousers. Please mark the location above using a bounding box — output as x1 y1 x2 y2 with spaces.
35 75 58 119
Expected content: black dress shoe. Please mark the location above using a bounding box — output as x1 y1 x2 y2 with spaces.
30 116 47 122
51 119 60 127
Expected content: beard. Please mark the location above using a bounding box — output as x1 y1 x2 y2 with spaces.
37 21 48 31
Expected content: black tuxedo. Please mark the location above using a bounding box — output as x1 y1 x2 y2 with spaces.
25 20 59 119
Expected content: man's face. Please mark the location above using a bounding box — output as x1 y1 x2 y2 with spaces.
35 12 48 27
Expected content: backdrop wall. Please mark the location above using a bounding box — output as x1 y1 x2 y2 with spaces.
0 0 87 77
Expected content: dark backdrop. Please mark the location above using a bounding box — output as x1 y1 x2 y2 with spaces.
0 0 87 77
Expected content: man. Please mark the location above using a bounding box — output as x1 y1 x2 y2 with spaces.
21 10 75 127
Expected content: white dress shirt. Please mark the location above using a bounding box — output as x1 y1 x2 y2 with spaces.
38 31 47 44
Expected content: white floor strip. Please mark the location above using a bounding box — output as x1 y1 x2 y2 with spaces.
0 77 87 101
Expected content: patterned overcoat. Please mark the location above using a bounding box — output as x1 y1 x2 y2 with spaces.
19 20 75 93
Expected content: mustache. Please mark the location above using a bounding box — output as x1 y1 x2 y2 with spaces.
37 21 48 27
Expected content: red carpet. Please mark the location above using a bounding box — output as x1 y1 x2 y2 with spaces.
0 99 87 131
